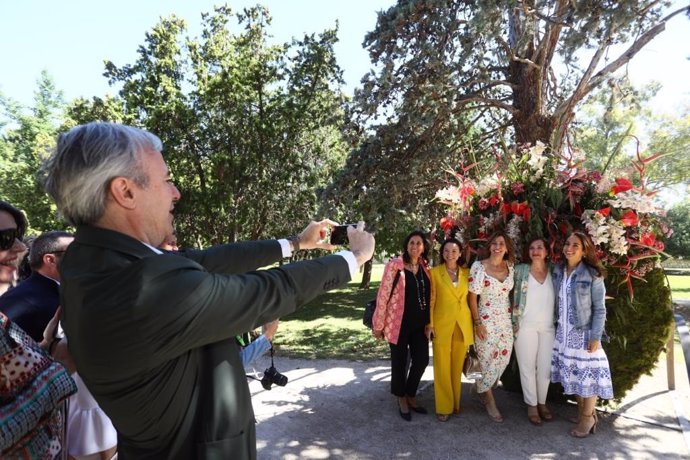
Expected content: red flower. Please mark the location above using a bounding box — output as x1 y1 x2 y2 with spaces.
639 232 656 247
500 203 511 215
492 351 499 359
655 241 665 251
501 349 508 356
485 302 491 306
478 198 489 210
440 215 456 232
611 178 634 195
620 210 639 227
488 194 500 206
482 315 489 320
468 277 473 282
598 207 611 217
484 279 491 287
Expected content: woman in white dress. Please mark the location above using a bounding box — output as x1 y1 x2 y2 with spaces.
551 231 613 438
512 237 555 426
468 232 515 423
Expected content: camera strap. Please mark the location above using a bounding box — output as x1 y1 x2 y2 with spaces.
245 345 276 382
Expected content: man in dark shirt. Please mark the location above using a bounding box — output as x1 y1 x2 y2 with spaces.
43 122 375 459
0 231 73 341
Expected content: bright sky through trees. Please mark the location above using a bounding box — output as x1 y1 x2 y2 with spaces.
1 0 688 113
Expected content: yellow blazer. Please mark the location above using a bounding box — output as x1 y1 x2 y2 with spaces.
429 265 474 346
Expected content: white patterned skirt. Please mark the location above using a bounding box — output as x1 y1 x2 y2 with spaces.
551 297 614 399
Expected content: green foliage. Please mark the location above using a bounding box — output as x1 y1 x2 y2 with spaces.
0 71 66 232
666 198 690 257
326 0 685 258
644 109 690 189
605 268 673 399
573 78 690 190
81 5 349 247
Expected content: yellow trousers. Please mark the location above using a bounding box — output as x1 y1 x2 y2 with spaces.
432 323 468 415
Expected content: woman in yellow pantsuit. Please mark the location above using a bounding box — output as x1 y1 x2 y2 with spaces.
426 239 474 422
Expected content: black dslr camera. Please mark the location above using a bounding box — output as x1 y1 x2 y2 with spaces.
259 346 288 390
261 365 288 390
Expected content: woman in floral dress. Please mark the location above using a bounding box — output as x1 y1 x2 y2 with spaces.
551 231 613 438
468 231 515 422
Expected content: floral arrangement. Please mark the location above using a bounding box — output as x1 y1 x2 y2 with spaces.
435 141 671 298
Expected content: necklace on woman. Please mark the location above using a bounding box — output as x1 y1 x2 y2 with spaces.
413 269 427 310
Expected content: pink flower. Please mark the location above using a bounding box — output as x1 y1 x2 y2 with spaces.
511 182 525 194
478 198 489 210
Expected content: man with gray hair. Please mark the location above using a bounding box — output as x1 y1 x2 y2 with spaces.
0 230 73 341
43 122 375 459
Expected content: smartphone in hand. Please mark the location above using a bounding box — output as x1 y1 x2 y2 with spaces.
330 224 355 245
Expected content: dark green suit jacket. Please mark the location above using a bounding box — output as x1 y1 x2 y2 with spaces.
60 226 350 459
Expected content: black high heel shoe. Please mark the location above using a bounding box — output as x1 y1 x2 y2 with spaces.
407 396 428 414
398 398 411 421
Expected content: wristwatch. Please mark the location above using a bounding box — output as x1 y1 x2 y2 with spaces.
287 235 301 252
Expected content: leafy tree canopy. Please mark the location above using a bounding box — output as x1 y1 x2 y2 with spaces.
0 70 66 232
325 0 689 257
69 5 350 247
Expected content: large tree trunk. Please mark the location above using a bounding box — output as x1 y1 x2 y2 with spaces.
509 55 555 147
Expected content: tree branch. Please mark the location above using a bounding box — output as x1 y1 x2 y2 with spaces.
584 21 666 94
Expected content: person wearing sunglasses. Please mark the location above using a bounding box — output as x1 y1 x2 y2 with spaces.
0 230 73 342
0 201 28 289
43 122 375 459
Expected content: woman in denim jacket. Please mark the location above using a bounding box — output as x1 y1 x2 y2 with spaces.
551 231 613 438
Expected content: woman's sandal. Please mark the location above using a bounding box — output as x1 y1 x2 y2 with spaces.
537 404 553 422
485 401 504 423
527 406 542 426
570 413 597 438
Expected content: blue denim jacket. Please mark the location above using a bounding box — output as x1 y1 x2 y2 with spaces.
552 262 607 342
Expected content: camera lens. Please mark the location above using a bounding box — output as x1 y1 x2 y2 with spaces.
260 366 288 390
272 372 288 387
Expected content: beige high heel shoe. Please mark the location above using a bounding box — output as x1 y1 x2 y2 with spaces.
570 412 597 438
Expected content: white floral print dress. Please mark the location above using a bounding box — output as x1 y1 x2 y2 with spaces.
469 261 515 393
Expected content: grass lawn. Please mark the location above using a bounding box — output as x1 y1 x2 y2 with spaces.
668 274 690 300
276 264 390 360
274 265 690 360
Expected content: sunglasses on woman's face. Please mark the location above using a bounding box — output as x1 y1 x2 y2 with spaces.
0 228 23 251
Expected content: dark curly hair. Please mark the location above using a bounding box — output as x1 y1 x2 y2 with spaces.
402 230 430 263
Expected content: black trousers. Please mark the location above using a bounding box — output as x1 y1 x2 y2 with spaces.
389 324 429 397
